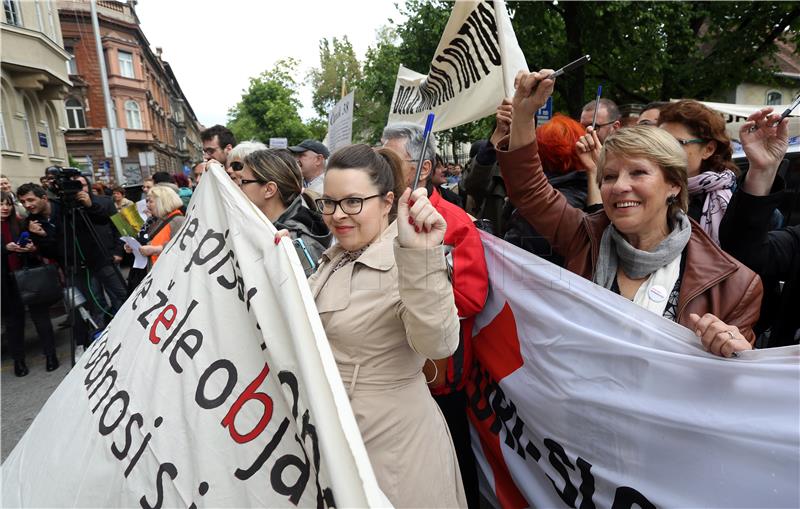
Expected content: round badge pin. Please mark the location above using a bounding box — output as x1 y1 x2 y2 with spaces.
648 285 667 302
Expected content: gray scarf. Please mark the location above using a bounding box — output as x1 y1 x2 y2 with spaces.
594 212 691 290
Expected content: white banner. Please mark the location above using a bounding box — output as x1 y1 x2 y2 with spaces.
327 92 354 155
696 100 800 144
1 166 388 508
387 0 527 132
468 232 800 508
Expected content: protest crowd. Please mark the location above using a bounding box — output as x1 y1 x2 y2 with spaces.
2 2 799 509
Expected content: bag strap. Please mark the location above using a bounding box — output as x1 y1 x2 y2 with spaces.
147 213 180 242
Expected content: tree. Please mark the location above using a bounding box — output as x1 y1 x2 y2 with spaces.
356 26 404 143
509 1 800 116
358 0 799 130
309 37 362 118
227 59 311 144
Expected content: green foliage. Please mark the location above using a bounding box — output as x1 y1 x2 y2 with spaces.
227 59 312 145
509 1 800 116
354 26 403 143
308 0 799 149
309 37 362 118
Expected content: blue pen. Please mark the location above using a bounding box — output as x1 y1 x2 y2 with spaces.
591 85 602 130
412 113 435 190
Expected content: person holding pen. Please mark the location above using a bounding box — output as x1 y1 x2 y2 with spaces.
496 68 763 356
278 144 466 507
720 108 797 348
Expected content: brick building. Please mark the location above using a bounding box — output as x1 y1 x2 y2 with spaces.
58 0 202 185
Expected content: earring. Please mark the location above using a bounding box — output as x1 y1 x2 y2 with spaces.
666 195 677 205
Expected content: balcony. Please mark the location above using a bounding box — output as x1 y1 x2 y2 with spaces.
0 23 71 88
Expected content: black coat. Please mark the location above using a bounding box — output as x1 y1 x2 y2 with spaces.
25 195 121 271
504 170 590 266
719 178 799 347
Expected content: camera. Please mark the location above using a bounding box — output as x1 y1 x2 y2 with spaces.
46 166 84 205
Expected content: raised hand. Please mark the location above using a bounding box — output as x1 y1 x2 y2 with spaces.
512 69 555 121
576 126 602 173
490 98 513 147
396 187 446 249
740 108 789 196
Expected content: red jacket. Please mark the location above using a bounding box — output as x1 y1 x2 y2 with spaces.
429 187 488 394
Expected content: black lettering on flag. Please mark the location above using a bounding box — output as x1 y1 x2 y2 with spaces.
390 0 501 116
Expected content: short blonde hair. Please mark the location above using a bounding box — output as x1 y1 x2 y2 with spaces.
597 125 689 220
148 186 183 218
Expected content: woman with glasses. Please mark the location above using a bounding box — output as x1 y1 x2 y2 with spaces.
239 149 331 269
300 143 465 507
658 100 741 244
497 69 765 355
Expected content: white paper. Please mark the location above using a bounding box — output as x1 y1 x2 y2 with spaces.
135 198 148 220
120 236 148 269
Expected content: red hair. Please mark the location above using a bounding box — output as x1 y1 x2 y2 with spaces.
536 114 585 175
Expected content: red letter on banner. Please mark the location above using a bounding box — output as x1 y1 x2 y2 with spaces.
222 363 274 443
149 305 177 344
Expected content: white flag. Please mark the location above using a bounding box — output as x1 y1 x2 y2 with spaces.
2 165 388 508
468 231 800 508
387 0 527 131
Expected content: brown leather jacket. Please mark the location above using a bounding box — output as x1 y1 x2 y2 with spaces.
497 140 763 343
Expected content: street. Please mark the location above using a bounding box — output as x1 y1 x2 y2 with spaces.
1 308 72 462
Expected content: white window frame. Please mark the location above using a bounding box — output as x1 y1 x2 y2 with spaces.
0 113 8 150
34 0 44 31
3 0 22 27
66 47 77 75
46 0 56 39
125 100 142 129
118 51 135 79
22 96 36 154
65 98 86 129
765 90 783 106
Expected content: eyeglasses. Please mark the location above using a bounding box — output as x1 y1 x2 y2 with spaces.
239 178 264 187
202 146 220 155
229 161 243 171
674 138 707 146
315 195 383 215
594 118 619 128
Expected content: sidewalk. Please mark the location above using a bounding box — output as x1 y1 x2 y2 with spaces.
1 308 74 462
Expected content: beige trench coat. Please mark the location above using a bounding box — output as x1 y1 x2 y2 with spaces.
309 222 467 508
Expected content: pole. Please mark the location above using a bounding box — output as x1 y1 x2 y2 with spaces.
90 0 124 184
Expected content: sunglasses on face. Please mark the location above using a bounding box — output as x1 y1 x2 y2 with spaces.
229 161 244 172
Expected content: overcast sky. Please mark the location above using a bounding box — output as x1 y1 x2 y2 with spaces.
135 0 407 128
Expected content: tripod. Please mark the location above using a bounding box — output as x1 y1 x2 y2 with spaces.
60 200 127 367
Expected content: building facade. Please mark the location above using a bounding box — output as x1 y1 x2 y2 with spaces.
58 0 202 185
1 0 71 187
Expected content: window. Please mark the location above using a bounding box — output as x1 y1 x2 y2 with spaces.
125 100 141 129
766 91 783 106
46 0 56 39
66 47 77 75
118 51 135 78
0 113 7 150
22 96 36 154
3 0 22 26
65 98 86 129
34 0 44 31
44 104 58 157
